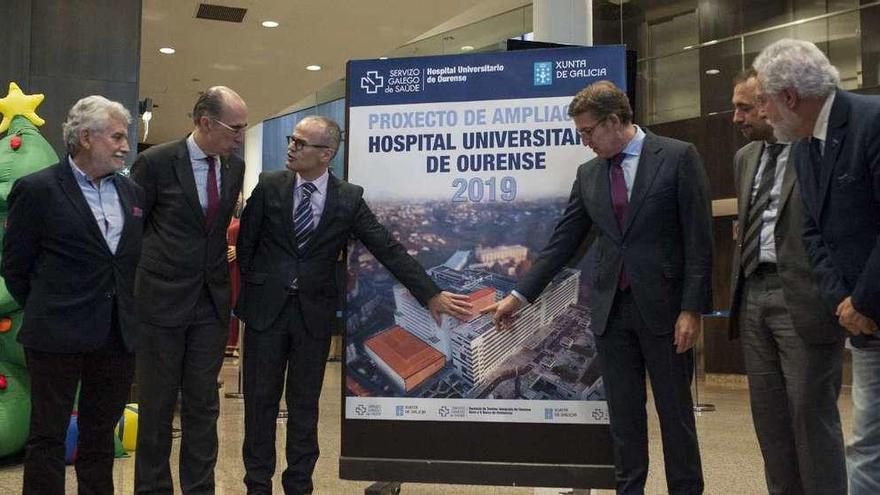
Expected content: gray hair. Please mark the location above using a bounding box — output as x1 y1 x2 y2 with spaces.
192 86 243 125
62 95 132 154
753 39 839 98
300 115 342 151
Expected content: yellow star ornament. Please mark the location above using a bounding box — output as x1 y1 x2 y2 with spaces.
0 82 45 134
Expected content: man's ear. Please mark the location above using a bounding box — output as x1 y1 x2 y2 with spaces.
780 88 799 110
79 128 91 150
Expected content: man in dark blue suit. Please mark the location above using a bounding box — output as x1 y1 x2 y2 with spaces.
2 96 144 493
236 116 472 494
484 81 713 494
754 39 880 494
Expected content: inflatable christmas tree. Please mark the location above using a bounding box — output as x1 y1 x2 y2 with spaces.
0 82 59 458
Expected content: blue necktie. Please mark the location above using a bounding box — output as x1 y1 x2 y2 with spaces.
294 182 317 250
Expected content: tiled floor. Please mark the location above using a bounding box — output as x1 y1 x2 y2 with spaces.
0 360 853 494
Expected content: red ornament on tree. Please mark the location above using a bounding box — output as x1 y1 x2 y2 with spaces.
0 374 7 390
10 135 21 150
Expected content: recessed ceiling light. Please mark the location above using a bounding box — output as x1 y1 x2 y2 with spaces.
306 65 322 71
461 45 475 51
379 56 389 60
705 69 721 75
261 20 279 28
159 47 176 55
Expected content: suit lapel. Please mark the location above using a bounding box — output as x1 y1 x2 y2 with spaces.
56 160 111 253
738 142 763 229
777 144 797 216
818 92 848 215
115 178 135 255
209 155 239 233
593 159 621 241
280 171 298 251
303 174 339 254
171 138 206 226
622 133 663 235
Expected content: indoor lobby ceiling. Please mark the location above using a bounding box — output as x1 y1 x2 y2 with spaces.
139 0 527 145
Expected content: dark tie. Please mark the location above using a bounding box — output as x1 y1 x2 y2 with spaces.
609 153 630 290
204 156 219 227
741 143 785 278
294 182 317 250
810 137 824 187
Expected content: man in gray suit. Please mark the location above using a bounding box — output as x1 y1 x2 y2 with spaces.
484 81 712 494
729 68 845 494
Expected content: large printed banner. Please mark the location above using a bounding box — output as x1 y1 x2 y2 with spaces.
344 46 626 426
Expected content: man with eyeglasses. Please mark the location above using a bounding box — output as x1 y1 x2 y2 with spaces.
236 115 473 494
483 81 713 494
131 86 247 494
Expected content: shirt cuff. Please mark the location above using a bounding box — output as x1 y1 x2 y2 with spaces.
510 290 529 305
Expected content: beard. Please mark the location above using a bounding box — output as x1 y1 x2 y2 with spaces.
769 100 804 142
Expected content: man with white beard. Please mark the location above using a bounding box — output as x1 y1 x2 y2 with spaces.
753 39 880 494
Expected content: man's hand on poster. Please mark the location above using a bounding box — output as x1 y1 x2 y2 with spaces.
428 291 473 325
674 311 701 354
227 245 237 263
481 294 522 331
837 296 878 335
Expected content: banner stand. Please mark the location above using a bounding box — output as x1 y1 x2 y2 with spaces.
341 45 628 491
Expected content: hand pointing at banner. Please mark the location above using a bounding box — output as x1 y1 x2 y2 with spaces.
481 294 522 331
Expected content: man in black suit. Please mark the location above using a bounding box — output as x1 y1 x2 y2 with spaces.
2 95 143 493
728 69 845 494
132 86 247 494
484 81 712 494
754 39 880 494
236 115 472 494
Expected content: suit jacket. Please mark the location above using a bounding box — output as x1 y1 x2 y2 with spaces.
130 137 245 327
728 141 842 344
517 131 713 335
791 90 880 348
1 161 144 353
236 171 440 337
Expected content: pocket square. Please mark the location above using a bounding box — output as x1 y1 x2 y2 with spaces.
836 173 856 185
132 206 143 217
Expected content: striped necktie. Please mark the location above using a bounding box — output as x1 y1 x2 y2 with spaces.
294 182 317 250
741 143 784 277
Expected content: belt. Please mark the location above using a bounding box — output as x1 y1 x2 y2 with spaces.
753 262 778 276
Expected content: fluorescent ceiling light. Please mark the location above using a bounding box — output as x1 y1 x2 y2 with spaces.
261 20 279 28
159 47 176 54
306 65 322 71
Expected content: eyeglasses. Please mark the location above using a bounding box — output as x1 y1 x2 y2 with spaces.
286 135 332 151
213 119 247 134
576 117 607 140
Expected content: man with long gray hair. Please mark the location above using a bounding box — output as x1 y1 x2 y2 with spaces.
754 38 880 493
2 95 144 493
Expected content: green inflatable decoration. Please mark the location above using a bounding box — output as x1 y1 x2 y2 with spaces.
0 81 59 459
0 362 30 457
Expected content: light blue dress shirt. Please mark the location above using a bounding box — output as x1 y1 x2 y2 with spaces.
615 125 646 200
293 170 330 228
748 142 790 263
69 157 124 254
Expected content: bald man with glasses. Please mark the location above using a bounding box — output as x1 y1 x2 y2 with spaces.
132 86 247 494
236 115 471 494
